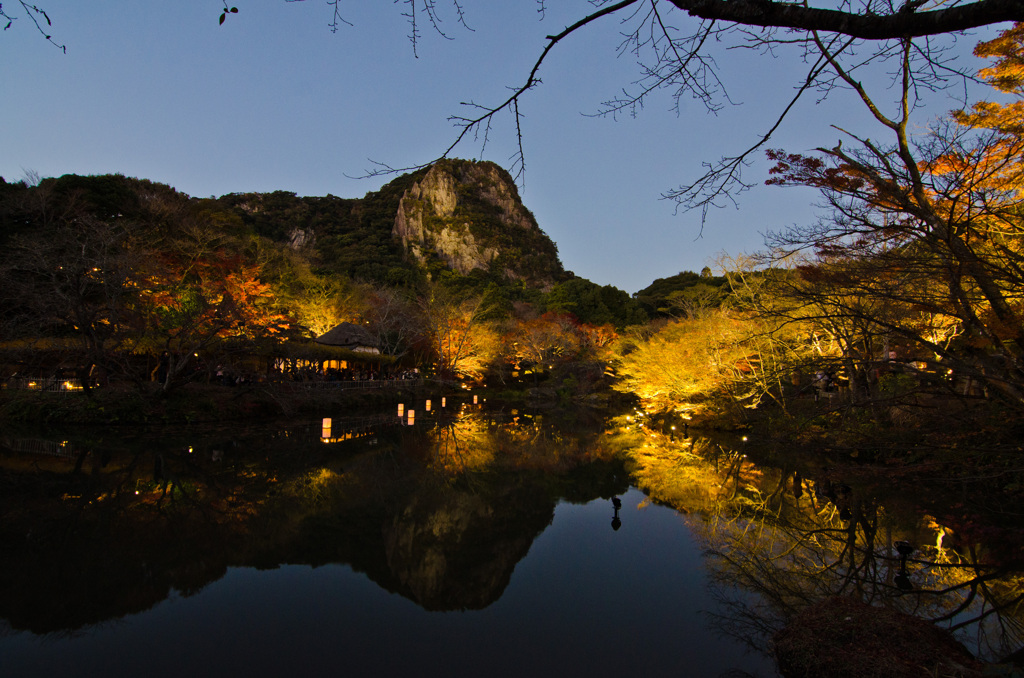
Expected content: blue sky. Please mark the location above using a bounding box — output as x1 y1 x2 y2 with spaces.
1 2 1001 293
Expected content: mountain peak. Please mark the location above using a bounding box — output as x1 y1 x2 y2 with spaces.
392 160 562 287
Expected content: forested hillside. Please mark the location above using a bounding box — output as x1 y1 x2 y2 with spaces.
0 162 649 393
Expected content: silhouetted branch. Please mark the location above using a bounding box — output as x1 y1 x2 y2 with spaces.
2 1 65 51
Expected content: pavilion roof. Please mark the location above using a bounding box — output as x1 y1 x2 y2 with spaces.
314 322 379 349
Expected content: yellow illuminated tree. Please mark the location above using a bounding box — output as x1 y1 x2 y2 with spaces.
612 311 751 414
420 286 498 381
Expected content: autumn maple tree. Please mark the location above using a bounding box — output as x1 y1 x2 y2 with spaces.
137 225 293 388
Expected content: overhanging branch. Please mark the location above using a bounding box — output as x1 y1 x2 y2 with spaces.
669 0 1024 39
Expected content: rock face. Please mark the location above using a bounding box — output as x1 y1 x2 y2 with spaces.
392 160 562 287
287 227 314 250
217 159 564 289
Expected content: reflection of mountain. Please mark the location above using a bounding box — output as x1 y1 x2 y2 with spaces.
384 483 555 610
0 409 629 632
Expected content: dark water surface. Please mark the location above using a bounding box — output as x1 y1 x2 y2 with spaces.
3 399 1022 677
2 488 768 678
0 403 775 678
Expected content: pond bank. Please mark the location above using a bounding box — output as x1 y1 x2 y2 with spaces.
774 597 989 678
0 381 448 425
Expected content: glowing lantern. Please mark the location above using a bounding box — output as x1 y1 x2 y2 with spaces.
397 403 404 416
322 418 332 439
425 399 432 412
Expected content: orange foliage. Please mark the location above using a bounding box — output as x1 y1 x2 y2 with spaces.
139 242 292 348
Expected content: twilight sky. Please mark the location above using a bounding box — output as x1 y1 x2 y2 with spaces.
1 2 1001 293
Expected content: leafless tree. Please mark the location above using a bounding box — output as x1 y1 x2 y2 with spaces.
362 286 423 360
0 214 148 392
352 0 1017 222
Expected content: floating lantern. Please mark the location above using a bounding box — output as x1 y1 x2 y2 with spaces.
397 403 404 416
441 397 446 407
407 410 415 425
322 417 332 439
425 399 432 412
473 395 478 404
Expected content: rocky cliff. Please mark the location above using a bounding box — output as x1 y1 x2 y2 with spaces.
215 159 564 289
392 160 563 287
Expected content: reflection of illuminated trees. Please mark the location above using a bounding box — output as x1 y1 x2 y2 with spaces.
386 408 629 610
626 436 730 512
619 431 1024 662
697 470 1024 661
428 416 496 476
0 406 634 628
426 409 623 478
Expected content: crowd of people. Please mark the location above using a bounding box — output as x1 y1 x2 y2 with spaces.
211 363 422 387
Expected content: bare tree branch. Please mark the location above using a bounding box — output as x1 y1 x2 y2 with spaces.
666 0 1024 40
2 1 65 52
358 0 643 183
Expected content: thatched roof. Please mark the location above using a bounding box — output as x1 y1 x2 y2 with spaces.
314 322 379 352
276 340 395 365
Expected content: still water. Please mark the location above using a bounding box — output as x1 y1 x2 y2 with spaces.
2 489 768 678
0 403 775 678
2 399 1022 677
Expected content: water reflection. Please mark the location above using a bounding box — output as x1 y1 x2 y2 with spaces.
620 422 1024 665
0 403 629 633
3 403 1022 674
699 478 1024 664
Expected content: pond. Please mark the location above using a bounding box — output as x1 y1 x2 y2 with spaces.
0 398 1021 677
